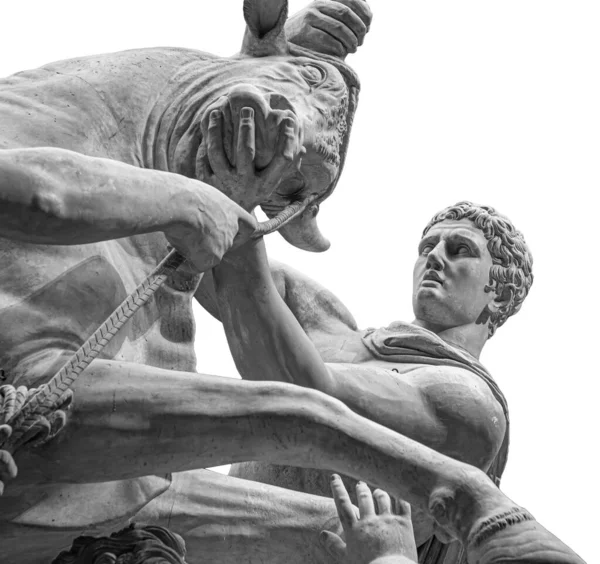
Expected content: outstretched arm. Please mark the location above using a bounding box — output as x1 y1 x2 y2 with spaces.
0 147 257 271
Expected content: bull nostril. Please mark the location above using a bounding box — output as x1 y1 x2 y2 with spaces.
268 93 294 113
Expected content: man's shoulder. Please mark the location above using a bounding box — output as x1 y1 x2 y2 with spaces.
360 358 505 421
352 352 494 392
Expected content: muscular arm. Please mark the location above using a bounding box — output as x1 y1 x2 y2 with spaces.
5 355 494 521
197 244 358 348
211 239 339 391
0 147 254 269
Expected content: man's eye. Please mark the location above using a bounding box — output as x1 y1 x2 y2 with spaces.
456 245 471 255
300 64 326 87
420 244 433 255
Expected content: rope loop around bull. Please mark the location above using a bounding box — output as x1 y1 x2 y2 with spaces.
0 194 316 486
252 194 318 238
0 383 73 494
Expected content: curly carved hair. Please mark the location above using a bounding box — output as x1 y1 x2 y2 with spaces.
423 201 534 338
51 523 187 564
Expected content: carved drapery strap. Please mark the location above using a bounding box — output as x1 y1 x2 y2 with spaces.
465 507 586 564
467 507 535 549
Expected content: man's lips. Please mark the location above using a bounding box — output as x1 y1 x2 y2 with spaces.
422 271 444 286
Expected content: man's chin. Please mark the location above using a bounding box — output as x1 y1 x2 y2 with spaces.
413 287 447 320
415 285 445 300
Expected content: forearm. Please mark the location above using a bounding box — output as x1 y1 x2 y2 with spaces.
0 147 216 244
213 240 334 391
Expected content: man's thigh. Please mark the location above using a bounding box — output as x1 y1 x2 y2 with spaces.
135 469 338 564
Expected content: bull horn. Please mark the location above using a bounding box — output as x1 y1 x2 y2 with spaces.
241 0 289 57
268 202 331 252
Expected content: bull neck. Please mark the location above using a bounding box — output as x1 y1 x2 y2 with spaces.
141 55 234 177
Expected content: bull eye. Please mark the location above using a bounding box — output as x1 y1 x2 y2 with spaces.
276 173 305 198
300 64 327 88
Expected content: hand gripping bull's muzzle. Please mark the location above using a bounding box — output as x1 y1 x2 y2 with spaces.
202 84 298 171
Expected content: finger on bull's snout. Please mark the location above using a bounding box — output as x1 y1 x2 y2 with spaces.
206 110 231 176
200 86 282 170
263 117 304 187
236 107 256 176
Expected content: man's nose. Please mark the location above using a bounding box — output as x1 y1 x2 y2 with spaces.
426 242 446 270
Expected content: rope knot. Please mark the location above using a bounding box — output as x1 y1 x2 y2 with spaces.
0 383 73 495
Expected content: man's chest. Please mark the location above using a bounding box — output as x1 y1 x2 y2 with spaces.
312 329 426 376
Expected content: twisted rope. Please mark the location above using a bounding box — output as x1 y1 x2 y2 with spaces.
254 194 318 236
1 384 73 493
4 250 186 448
1 196 314 455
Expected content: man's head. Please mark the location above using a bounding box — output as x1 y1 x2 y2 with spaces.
413 202 533 338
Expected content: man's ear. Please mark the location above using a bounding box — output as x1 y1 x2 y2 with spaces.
487 286 514 314
476 287 512 327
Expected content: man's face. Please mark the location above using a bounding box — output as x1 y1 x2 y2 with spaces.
412 219 496 331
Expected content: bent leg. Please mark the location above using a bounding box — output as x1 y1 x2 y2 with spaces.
135 469 340 564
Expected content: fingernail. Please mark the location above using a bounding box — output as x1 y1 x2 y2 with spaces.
331 474 340 481
241 107 254 119
210 109 221 119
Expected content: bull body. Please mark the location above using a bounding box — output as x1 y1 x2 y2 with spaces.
0 2 361 562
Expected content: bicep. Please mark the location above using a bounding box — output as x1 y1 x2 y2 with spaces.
420 372 507 470
324 365 506 471
324 364 444 447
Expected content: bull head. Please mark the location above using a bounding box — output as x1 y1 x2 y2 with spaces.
188 0 362 252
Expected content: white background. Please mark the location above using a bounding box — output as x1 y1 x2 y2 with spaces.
1 1 597 562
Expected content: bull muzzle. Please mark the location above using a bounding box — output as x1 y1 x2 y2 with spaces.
262 200 330 252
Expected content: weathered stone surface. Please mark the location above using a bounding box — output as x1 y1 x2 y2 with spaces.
0 1 587 563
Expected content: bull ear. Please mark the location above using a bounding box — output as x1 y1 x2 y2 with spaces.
241 0 289 57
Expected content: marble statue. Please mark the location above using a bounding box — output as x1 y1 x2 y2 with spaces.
320 466 587 564
200 200 530 564
0 0 587 563
51 523 188 564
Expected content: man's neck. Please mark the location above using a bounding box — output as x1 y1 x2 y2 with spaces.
411 319 488 359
